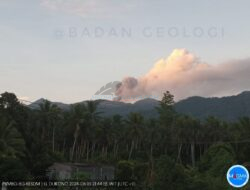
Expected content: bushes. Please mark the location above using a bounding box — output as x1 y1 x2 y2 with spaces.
0 156 28 180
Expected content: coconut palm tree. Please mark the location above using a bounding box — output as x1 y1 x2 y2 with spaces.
38 100 62 152
67 104 87 161
126 112 144 160
0 116 24 158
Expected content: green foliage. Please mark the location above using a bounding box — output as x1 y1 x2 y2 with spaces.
153 155 189 190
161 91 175 106
193 143 235 190
0 117 24 157
116 160 134 180
0 156 28 180
157 91 176 126
199 143 235 176
71 171 90 180
1 91 250 190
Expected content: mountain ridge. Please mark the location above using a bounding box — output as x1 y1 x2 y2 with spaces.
28 91 250 121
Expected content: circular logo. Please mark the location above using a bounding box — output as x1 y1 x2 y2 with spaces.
227 165 249 188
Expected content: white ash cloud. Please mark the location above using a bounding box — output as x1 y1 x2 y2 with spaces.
115 49 250 101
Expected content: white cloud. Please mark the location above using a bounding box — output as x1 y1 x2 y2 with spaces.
41 0 135 18
115 49 250 101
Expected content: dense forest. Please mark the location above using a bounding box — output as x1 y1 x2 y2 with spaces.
1 91 250 189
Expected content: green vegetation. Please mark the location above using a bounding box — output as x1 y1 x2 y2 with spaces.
0 91 250 189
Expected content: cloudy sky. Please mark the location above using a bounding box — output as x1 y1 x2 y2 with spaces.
1 0 250 103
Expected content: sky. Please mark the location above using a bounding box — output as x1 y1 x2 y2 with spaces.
0 0 250 103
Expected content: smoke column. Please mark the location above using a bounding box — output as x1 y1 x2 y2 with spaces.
115 49 250 101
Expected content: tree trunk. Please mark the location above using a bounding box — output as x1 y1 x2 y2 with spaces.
102 145 105 158
83 141 87 158
191 142 195 167
71 124 80 161
75 145 79 161
129 140 134 160
113 139 117 157
91 142 96 159
52 127 55 153
177 143 182 163
199 144 202 159
105 146 108 159
150 143 154 161
71 137 77 161
86 141 89 161
115 144 119 157
62 138 65 155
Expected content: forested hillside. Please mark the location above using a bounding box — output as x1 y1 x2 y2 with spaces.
175 91 250 121
1 91 250 189
29 91 250 121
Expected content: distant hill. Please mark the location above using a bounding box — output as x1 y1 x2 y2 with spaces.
29 98 159 118
29 98 70 111
175 91 250 121
28 91 250 121
98 98 159 118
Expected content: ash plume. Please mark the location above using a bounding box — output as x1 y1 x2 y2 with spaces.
115 49 250 101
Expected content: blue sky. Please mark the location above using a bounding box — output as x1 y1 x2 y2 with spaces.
1 0 250 103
